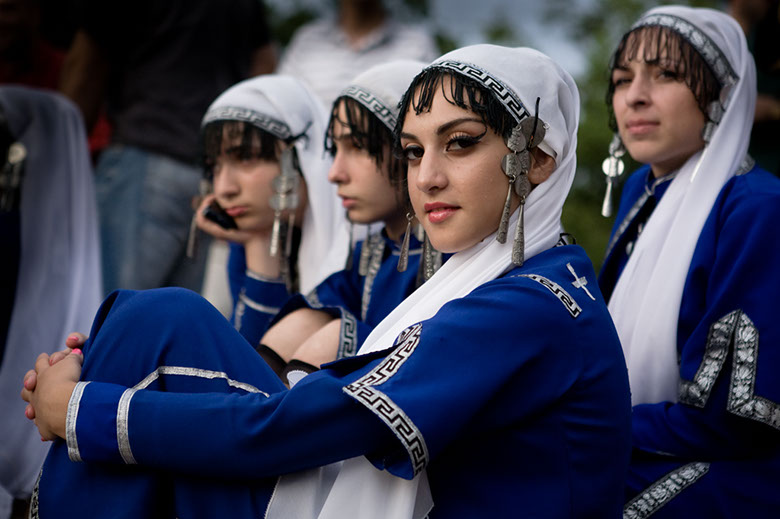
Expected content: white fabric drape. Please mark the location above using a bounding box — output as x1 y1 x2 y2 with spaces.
201 75 350 294
606 7 755 405
0 87 102 507
267 45 580 519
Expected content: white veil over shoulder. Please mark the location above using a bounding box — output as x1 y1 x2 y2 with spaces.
266 46 580 519
202 75 350 294
0 87 102 508
606 7 755 405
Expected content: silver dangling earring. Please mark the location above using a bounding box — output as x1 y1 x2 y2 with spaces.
270 149 300 289
422 233 442 281
345 219 355 270
499 99 545 267
358 225 372 276
397 212 414 272
600 134 626 217
701 100 723 144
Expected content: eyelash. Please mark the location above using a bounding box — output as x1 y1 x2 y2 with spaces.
445 132 482 151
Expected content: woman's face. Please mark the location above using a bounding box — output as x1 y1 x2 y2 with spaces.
611 35 706 178
327 101 406 239
212 129 306 234
400 77 516 253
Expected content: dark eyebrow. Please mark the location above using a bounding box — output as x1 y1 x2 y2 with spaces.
400 117 485 141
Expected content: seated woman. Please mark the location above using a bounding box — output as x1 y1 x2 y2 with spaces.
598 6 780 516
194 74 351 347
23 45 631 518
259 60 436 380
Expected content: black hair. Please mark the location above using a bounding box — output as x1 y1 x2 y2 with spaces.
201 120 280 180
325 96 406 187
392 67 517 200
606 24 723 131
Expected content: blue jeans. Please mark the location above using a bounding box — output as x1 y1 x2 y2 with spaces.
95 145 207 294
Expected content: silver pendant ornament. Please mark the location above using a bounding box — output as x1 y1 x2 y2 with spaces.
600 134 626 217
498 103 545 266
397 212 414 272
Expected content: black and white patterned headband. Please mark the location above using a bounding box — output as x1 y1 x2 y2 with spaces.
202 106 293 141
631 13 738 89
427 59 532 124
341 85 397 131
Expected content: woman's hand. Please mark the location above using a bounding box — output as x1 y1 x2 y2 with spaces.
195 194 254 244
21 349 83 441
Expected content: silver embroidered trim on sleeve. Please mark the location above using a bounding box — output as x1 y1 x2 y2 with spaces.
361 234 386 321
342 85 397 130
337 311 358 359
623 462 710 519
679 310 737 408
246 269 286 284
117 388 138 464
132 366 269 396
343 323 429 475
518 274 582 318
202 106 292 141
727 312 780 430
238 291 280 315
66 381 90 462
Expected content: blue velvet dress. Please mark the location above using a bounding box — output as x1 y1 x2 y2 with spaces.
34 245 631 518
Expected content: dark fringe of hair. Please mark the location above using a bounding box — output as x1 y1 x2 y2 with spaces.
201 120 280 179
606 25 723 131
392 67 518 205
325 96 406 188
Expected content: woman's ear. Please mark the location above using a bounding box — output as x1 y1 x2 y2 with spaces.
528 148 555 186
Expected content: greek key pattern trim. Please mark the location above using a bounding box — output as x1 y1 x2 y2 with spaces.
518 274 582 318
338 310 358 359
727 312 780 430
66 381 90 462
202 106 292 140
133 366 268 396
117 388 138 464
343 85 397 130
361 234 386 321
432 60 529 123
634 14 738 89
343 323 429 475
679 311 737 407
624 462 710 519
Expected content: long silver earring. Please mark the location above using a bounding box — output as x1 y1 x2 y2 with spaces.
498 125 528 244
501 99 546 266
270 149 300 292
701 100 723 144
397 212 414 272
422 233 442 281
345 219 354 270
600 134 625 217
358 225 372 276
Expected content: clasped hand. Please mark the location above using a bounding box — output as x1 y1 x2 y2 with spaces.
20 333 86 441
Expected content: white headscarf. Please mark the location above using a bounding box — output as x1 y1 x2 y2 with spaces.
201 74 350 294
606 7 755 405
266 45 580 519
0 87 102 506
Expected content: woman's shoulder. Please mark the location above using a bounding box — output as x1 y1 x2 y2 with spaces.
716 164 780 224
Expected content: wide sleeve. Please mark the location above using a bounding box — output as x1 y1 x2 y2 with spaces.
67 360 397 480
227 243 291 347
631 173 780 459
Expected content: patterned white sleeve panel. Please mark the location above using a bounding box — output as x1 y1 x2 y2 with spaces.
342 323 429 476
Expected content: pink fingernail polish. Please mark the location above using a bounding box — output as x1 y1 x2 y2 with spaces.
71 349 82 355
